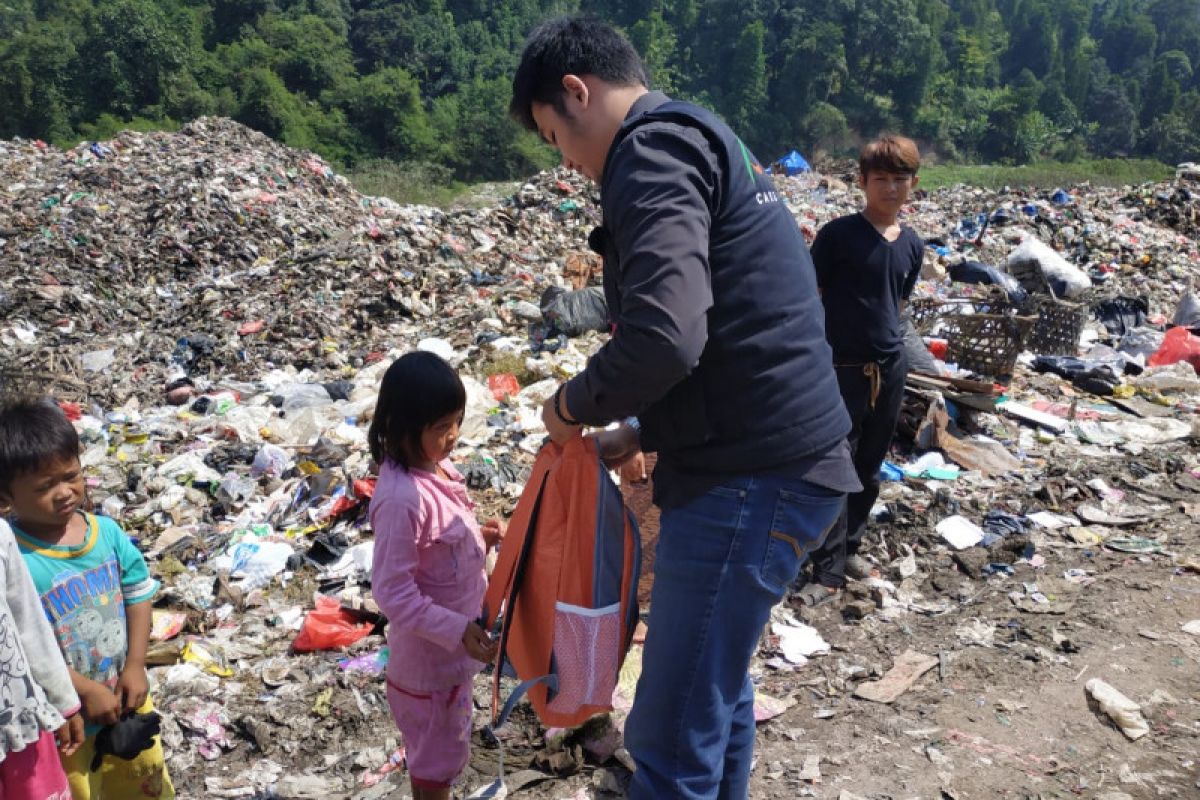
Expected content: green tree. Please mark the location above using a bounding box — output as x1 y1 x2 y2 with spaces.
726 20 768 139
78 0 187 119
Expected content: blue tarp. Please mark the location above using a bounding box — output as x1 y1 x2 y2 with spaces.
776 149 811 175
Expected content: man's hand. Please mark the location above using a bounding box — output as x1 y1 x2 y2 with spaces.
462 621 498 663
78 678 121 727
481 519 506 549
541 386 583 445
590 423 641 471
116 665 149 715
56 712 85 756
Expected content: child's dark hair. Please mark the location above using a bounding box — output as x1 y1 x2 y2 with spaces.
859 135 921 176
510 15 648 132
368 352 466 469
0 396 81 494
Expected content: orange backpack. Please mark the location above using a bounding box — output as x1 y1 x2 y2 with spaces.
480 436 641 729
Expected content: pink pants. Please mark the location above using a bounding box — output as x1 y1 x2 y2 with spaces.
0 730 71 800
386 678 473 789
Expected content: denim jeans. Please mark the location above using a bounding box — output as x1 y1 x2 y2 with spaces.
624 474 845 799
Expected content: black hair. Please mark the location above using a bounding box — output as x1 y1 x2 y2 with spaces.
0 396 81 494
368 352 466 470
510 15 648 132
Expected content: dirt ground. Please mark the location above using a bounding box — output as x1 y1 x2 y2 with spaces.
431 449 1200 800
428 552 1199 800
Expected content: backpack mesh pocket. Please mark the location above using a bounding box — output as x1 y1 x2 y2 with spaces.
546 602 621 713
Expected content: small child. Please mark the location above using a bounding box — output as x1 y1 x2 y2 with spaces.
0 397 174 799
802 135 925 606
368 352 504 800
0 518 84 800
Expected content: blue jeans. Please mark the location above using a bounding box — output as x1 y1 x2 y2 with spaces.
624 475 845 799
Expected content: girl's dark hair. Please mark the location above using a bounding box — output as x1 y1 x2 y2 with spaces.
510 15 648 132
0 396 81 493
368 352 466 469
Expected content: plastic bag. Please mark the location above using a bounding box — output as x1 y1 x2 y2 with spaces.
1005 236 1091 298
948 260 1028 304
1117 326 1164 360
1148 326 1200 374
1095 297 1148 338
291 595 374 653
540 286 609 336
488 373 520 402
1172 291 1200 330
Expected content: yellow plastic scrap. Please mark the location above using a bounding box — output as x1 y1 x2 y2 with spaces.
312 687 333 718
1111 384 1135 399
181 639 234 678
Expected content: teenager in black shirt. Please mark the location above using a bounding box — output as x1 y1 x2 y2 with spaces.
800 135 925 606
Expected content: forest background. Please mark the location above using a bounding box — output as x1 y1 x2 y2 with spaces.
2 0 1197 200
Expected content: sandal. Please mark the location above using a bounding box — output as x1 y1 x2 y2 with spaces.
845 555 881 581
796 582 840 608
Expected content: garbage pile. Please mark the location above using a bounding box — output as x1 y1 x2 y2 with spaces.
2 121 1199 798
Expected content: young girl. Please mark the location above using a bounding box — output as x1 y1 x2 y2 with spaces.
368 352 504 800
0 519 84 800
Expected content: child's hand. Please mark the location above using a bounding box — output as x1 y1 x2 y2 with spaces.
619 452 648 484
55 713 85 756
481 519 506 549
461 621 498 663
79 679 121 727
116 666 149 715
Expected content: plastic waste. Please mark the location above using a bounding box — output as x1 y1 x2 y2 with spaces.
948 260 1028 304
1148 326 1200 374
540 286 609 336
251 443 291 479
1085 678 1149 740
1095 297 1149 338
488 373 520 402
1005 236 1091 298
276 383 333 415
936 515 985 549
223 539 294 591
291 595 374 653
81 348 116 372
1133 363 1200 394
1172 291 1200 330
1032 355 1125 396
1117 327 1164 360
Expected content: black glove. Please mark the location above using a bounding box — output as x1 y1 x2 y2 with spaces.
91 711 162 771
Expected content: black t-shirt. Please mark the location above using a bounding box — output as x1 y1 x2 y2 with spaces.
812 213 924 363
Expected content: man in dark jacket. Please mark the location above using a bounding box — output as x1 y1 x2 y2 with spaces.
511 17 858 799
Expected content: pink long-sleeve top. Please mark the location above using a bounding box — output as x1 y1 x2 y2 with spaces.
370 458 488 693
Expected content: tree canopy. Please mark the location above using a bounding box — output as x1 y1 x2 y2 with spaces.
1 0 1197 180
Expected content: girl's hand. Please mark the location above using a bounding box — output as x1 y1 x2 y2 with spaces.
56 713 85 756
619 452 648 484
590 423 640 470
79 679 121 727
462 621 498 663
116 666 149 715
481 519 506 549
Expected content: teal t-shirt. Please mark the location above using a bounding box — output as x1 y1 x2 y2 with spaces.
14 513 159 716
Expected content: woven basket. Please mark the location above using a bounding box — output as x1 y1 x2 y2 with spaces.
908 291 1015 336
1025 295 1088 355
943 313 1035 378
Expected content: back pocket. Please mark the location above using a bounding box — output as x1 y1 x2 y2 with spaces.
546 602 621 714
760 486 842 593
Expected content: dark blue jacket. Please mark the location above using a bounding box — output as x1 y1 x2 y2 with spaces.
564 92 849 478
